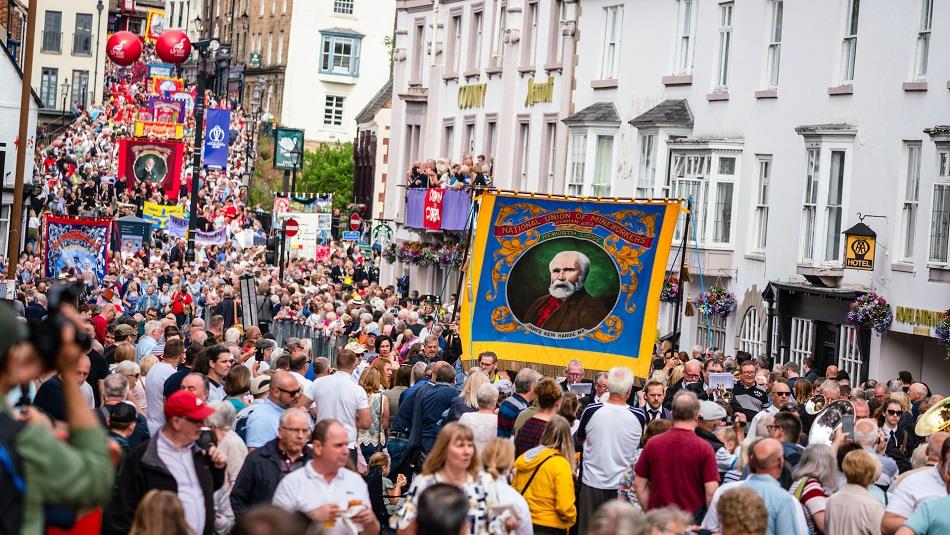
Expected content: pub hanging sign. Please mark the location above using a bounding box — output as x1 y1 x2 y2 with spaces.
843 222 876 271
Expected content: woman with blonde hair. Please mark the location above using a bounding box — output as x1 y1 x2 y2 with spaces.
446 370 490 423
111 342 136 369
482 439 533 535
512 415 576 534
889 391 912 412
358 367 389 463
129 490 190 535
824 449 884 534
393 422 509 535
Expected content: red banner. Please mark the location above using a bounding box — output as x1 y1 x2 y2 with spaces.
423 188 445 231
493 211 653 247
117 138 185 199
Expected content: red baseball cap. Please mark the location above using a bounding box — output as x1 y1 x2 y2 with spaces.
164 390 215 421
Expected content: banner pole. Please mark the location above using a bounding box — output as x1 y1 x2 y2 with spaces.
449 195 477 326
671 199 691 352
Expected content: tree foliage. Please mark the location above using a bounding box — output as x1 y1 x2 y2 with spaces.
297 142 354 210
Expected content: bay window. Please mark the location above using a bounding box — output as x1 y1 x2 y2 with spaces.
795 129 855 266
930 147 950 264
670 148 738 248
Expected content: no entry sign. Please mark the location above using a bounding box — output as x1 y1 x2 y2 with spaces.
349 213 362 231
284 218 299 238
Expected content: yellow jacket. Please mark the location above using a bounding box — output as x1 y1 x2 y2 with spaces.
512 446 576 529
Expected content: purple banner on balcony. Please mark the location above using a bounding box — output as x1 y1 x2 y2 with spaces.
405 188 471 231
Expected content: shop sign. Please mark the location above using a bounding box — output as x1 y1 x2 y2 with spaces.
457 83 487 109
895 306 943 333
842 222 876 271
524 77 554 107
249 52 261 67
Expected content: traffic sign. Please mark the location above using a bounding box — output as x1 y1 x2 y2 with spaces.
284 218 299 238
349 213 362 231
342 231 361 241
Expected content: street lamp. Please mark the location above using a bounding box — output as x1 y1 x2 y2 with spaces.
60 78 70 123
185 37 221 264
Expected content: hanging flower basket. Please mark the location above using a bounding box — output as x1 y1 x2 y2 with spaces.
382 243 397 264
935 308 950 358
846 291 893 335
384 240 466 268
694 286 736 317
660 275 680 303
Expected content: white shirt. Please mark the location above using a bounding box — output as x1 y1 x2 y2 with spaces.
493 477 533 535
886 466 948 519
144 361 177 435
290 371 313 392
208 379 225 402
156 431 206 535
747 404 779 441
577 402 644 489
272 463 371 535
80 382 95 408
305 372 369 449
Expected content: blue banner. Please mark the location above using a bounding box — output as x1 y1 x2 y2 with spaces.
203 109 231 169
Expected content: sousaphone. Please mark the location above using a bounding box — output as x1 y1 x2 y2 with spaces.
807 399 855 446
915 397 950 437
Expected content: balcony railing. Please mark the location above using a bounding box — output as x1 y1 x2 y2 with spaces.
72 33 92 56
42 31 62 53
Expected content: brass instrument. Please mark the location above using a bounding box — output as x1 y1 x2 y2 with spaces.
807 400 856 446
804 394 826 415
716 384 733 402
915 397 950 437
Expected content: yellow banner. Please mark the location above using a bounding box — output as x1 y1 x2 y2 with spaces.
142 201 184 230
460 192 683 378
134 120 184 139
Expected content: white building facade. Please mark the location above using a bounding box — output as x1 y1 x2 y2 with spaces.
380 0 580 293
1 43 40 255
569 0 950 388
33 0 109 111
281 0 396 145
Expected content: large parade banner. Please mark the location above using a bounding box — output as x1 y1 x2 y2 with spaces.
118 139 185 198
196 228 227 246
460 193 682 377
203 109 231 169
148 97 186 123
44 215 111 284
142 202 184 230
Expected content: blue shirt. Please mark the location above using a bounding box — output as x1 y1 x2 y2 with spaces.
906 494 950 535
415 383 458 452
245 397 284 448
742 473 808 535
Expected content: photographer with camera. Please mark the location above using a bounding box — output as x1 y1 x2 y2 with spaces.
0 300 115 535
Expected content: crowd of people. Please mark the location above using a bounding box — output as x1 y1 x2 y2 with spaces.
4 32 950 535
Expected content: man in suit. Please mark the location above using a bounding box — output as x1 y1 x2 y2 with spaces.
636 379 672 423
523 250 608 333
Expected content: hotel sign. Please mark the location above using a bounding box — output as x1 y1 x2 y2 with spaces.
457 83 487 109
843 222 876 271
525 77 554 107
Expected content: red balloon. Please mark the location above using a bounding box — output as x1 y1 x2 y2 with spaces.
106 31 142 66
156 30 192 64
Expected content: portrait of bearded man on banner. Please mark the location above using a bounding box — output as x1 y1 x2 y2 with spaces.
134 152 168 185
522 249 610 333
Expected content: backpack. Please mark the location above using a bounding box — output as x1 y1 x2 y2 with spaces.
0 411 27 535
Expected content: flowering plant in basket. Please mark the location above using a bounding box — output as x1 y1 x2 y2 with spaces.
846 291 893 335
694 286 736 317
660 276 680 303
935 308 950 358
